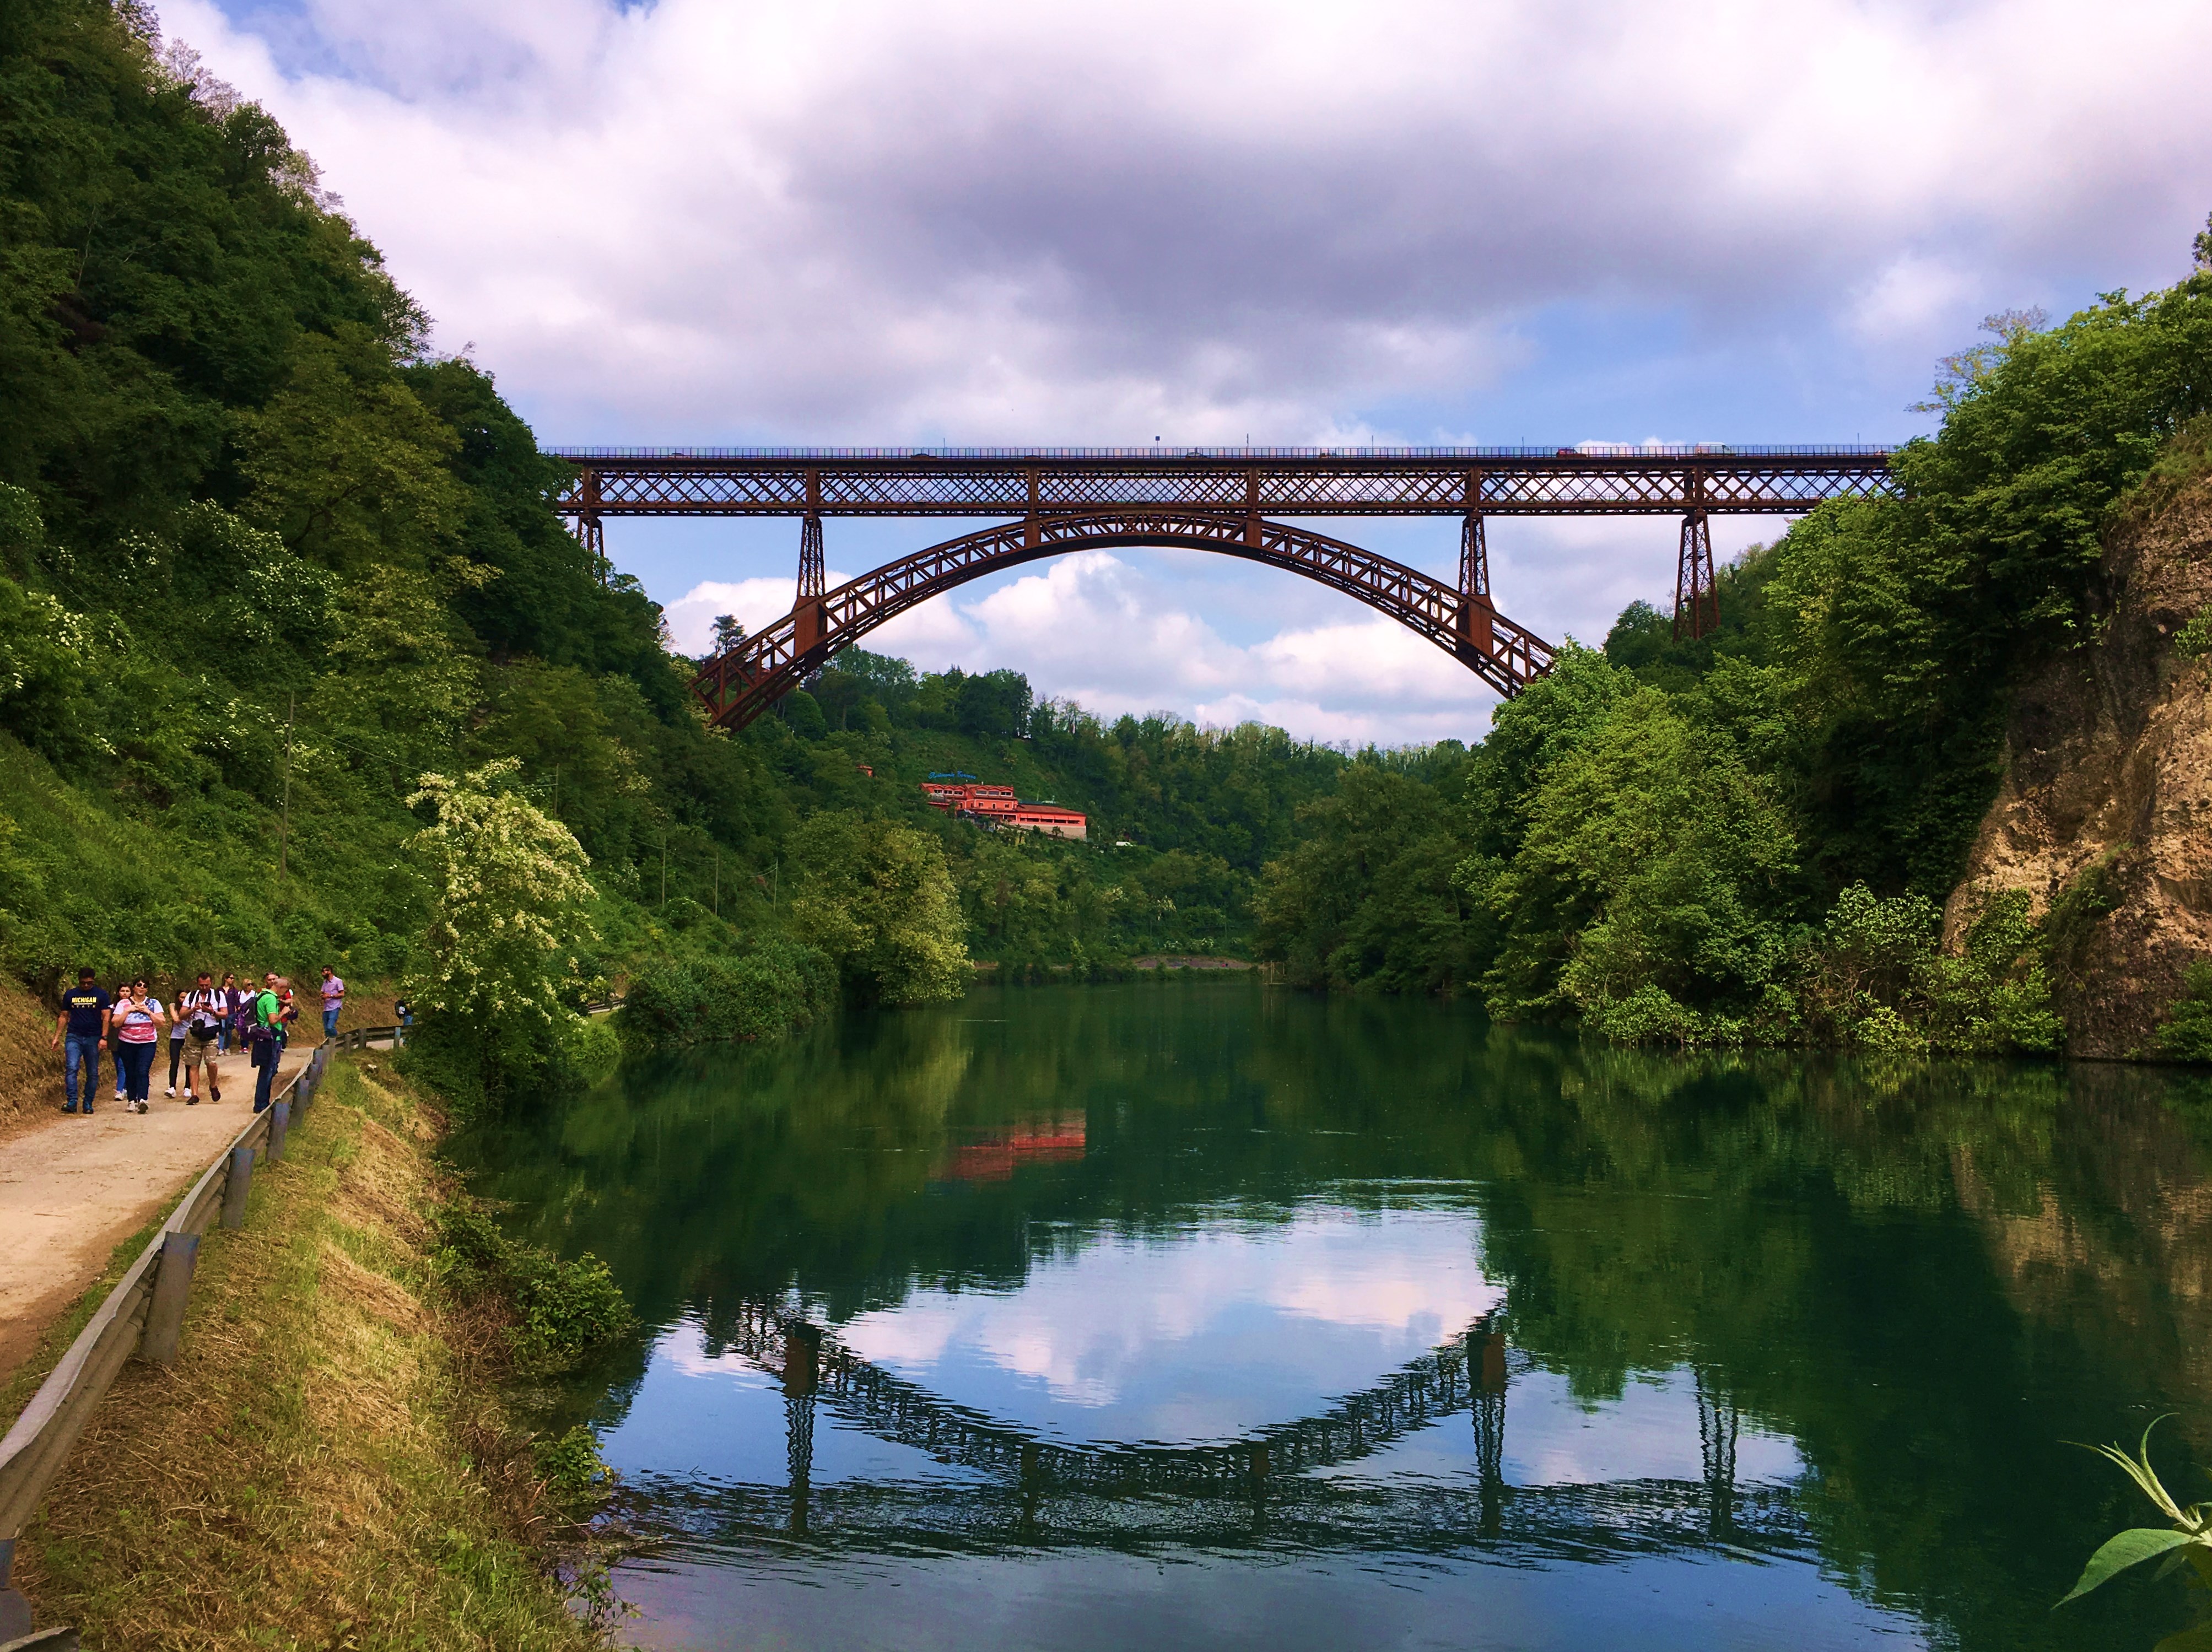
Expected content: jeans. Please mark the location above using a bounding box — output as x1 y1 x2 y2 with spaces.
253 1044 280 1113
63 1033 101 1109
119 1040 157 1103
323 1006 341 1036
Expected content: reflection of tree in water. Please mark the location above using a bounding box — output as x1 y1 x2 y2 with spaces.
453 987 2212 1652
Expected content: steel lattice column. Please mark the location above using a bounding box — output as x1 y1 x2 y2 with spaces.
1672 509 1718 640
1458 512 1490 601
1458 512 1495 654
798 512 826 601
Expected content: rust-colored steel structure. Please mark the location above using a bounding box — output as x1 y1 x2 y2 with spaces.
548 446 1894 729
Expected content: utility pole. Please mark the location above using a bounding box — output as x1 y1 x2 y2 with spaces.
276 693 295 904
714 845 720 918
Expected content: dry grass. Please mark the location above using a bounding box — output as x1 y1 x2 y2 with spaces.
13 1060 616 1651
0 978 63 1137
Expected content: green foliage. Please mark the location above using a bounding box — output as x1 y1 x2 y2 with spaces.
1255 255 2212 1052
620 938 836 1046
532 1425 612 1503
1253 755 1479 992
790 813 969 1004
2058 1418 2212 1642
1793 883 2060 1056
2178 608 2212 659
432 1196 633 1372
1487 681 1800 1024
406 759 597 1018
2160 963 2212 1063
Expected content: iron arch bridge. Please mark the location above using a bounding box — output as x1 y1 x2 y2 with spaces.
548 446 1896 731
650 1300 1793 1558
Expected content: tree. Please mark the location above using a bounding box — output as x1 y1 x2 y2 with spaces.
789 813 967 1005
1254 761 1475 992
710 614 744 654
404 758 599 1100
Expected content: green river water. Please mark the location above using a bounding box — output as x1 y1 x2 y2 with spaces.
450 980 2212 1650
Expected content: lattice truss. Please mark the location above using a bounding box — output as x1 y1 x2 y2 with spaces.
557 455 1896 517
690 510 1556 730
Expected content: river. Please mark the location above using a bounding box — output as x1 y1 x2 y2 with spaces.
450 980 2212 1651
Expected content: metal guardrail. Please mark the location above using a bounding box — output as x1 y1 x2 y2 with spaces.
329 1025 407 1052
0 1041 336 1644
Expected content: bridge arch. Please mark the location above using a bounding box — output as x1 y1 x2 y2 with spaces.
689 509 1556 730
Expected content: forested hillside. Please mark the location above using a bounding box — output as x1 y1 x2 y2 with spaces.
0 0 1350 1048
1257 264 2212 1055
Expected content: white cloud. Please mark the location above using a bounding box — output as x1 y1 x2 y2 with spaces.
154 0 2212 741
163 0 2212 442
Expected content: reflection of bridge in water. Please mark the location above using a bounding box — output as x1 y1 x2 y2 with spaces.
652 1301 1798 1558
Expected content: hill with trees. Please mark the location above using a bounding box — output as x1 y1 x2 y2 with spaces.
1253 266 2212 1056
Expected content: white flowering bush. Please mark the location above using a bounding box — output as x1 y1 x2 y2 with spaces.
404 759 600 1100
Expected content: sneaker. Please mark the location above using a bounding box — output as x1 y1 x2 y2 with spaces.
63 1103 77 1115
164 1086 175 1097
185 1090 198 1105
134 1099 149 1114
211 1086 222 1102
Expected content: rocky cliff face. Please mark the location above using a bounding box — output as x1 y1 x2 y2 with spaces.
1945 463 2212 1058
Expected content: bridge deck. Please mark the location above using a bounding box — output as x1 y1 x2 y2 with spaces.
550 445 1897 518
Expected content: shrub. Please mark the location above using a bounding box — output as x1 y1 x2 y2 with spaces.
2160 962 2212 1062
431 1196 633 1372
618 937 836 1048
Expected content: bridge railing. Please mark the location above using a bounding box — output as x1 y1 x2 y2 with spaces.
550 443 1896 461
0 1043 335 1644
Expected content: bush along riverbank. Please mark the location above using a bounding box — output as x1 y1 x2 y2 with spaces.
10 1055 633 1648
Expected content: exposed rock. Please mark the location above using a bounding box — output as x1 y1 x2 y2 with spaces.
1944 462 2212 1057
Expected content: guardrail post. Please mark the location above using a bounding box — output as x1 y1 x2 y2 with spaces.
141 1233 200 1365
0 1535 28 1640
268 1100 290 1163
222 1146 253 1229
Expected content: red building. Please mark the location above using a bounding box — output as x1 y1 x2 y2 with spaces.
920 781 1086 840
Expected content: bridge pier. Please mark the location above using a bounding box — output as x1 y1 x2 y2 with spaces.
1673 508 1718 641
799 509 825 601
1458 512 1495 655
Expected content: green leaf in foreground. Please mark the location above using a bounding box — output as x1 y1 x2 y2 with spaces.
2057 1527 2200 1607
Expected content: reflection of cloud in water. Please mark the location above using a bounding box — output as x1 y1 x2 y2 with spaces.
836 1207 1502 1444
1504 1369 1802 1488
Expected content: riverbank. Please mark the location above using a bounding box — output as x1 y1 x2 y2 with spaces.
5 1056 612 1649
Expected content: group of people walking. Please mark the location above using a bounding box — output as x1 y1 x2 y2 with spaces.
52 967 346 1117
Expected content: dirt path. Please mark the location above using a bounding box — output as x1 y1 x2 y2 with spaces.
0 1045 313 1380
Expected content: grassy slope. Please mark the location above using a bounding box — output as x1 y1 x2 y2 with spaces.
13 1060 607 1650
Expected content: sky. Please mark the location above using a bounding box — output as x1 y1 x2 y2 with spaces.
162 0 2212 744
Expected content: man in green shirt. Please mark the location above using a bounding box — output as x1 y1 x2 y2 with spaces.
250 972 285 1113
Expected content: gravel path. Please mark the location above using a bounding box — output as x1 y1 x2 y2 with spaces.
0 1045 313 1380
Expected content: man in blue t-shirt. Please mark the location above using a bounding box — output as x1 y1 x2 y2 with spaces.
51 967 111 1115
